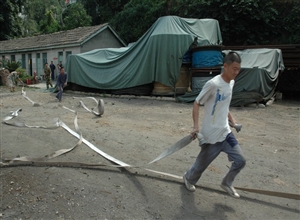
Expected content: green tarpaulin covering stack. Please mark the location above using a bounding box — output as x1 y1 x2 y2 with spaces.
65 16 285 106
65 16 222 90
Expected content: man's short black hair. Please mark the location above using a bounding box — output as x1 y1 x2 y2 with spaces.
45 62 48 65
224 52 241 65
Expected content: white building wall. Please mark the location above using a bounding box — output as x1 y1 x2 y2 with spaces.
2 47 81 78
81 29 124 53
1 28 124 78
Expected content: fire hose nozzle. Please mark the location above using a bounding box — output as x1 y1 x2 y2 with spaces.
229 121 242 133
235 124 242 133
197 133 206 146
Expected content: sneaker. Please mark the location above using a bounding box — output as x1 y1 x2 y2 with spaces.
183 173 195 192
220 184 240 198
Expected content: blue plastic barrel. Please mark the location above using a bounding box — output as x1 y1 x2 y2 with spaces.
182 49 192 63
191 46 223 68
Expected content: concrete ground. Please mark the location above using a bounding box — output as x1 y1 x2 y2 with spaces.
27 81 50 90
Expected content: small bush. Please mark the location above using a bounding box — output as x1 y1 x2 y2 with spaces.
4 60 22 72
17 68 33 83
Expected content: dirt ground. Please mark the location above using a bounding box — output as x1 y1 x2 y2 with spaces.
0 85 299 220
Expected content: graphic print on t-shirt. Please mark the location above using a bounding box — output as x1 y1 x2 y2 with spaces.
211 87 228 124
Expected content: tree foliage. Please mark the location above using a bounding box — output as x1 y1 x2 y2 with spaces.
1 0 94 39
166 0 279 45
62 3 92 30
110 0 169 44
21 0 63 36
39 10 60 34
272 0 300 44
79 0 129 25
0 0 23 40
0 0 299 45
110 0 299 45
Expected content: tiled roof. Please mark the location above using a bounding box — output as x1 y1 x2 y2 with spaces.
0 24 109 53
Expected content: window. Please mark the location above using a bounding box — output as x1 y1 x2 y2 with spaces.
1 56 5 67
58 52 63 66
22 54 26 69
28 54 32 76
66 51 72 63
11 55 15 62
42 53 47 65
36 53 41 76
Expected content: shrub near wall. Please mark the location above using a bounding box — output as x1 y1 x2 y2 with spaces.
4 60 21 72
0 68 33 86
0 69 10 86
17 68 33 83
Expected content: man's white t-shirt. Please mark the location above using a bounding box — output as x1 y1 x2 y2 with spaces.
195 75 234 144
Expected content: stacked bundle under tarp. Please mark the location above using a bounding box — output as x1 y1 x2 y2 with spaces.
230 48 284 106
65 16 222 91
177 48 285 106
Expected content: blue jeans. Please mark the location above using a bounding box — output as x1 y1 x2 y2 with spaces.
56 84 64 101
185 132 246 186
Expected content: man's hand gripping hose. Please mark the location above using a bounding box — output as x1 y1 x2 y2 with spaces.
229 121 242 133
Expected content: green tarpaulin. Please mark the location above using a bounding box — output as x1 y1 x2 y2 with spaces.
177 48 285 106
231 49 284 106
65 16 222 90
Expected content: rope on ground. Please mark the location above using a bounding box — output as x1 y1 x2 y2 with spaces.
1 88 299 201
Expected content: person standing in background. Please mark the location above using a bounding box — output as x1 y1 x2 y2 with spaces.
56 67 67 102
57 61 63 74
50 61 56 80
7 70 22 92
33 71 38 84
44 62 53 89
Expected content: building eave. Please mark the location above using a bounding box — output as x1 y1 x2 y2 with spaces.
107 25 127 47
80 24 127 47
80 24 109 46
0 43 81 54
0 23 126 54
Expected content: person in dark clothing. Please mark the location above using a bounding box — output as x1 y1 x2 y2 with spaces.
50 61 56 80
56 67 67 102
44 62 53 89
57 61 63 74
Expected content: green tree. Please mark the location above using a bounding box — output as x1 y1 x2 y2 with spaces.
170 0 279 45
19 15 39 37
110 0 298 46
62 3 92 30
0 0 24 40
39 9 60 34
1 0 299 45
110 0 169 44
273 0 300 44
21 0 63 35
79 0 129 25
